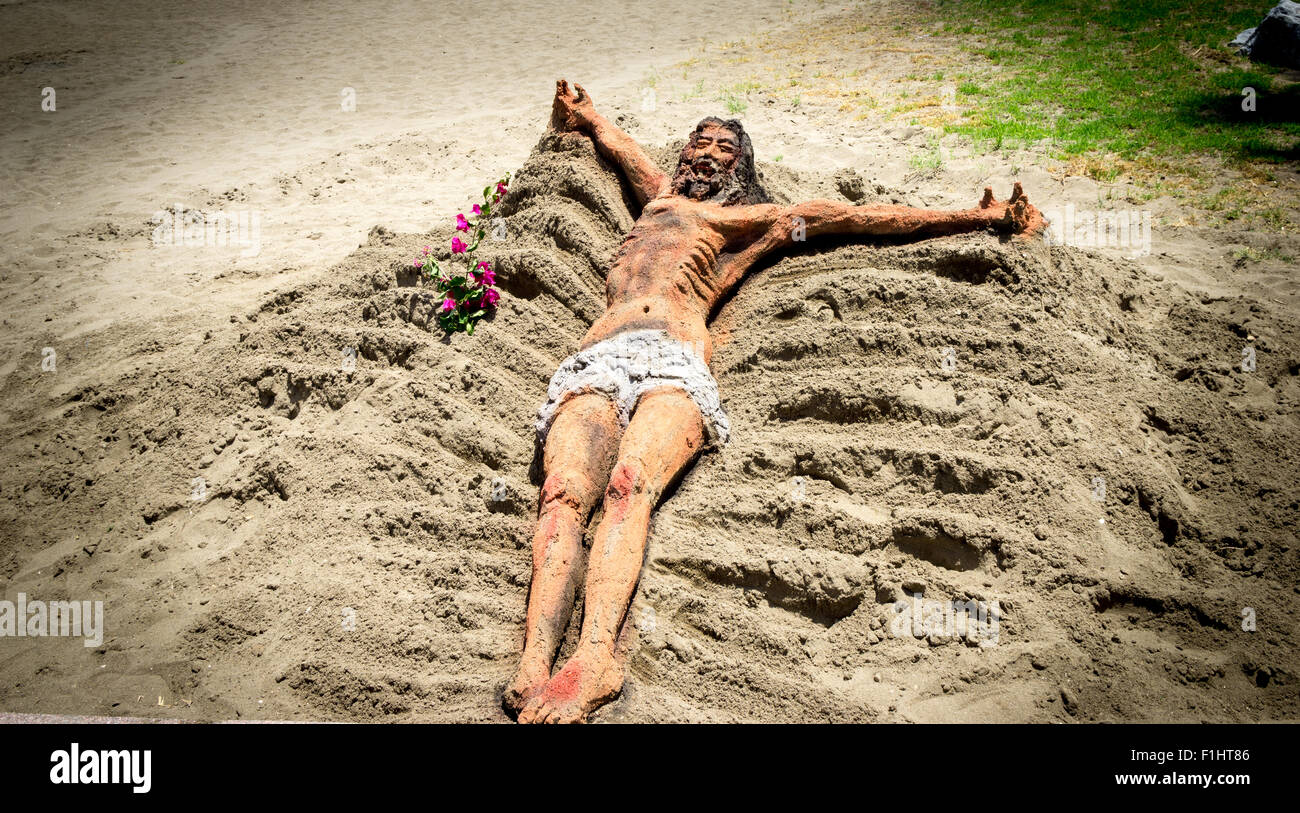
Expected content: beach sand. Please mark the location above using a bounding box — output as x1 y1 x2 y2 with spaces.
1 0 1296 722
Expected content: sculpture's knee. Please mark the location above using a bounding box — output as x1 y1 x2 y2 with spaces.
604 458 650 509
539 470 596 516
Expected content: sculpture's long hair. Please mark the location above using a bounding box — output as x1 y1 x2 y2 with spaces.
671 117 771 206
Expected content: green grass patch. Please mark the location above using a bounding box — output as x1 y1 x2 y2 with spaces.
909 135 946 174
929 0 1299 165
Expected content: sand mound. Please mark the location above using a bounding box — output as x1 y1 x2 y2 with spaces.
2 131 1297 722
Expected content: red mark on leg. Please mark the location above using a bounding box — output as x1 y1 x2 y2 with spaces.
602 463 639 526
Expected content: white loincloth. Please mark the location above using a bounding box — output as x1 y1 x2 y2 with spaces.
535 329 730 448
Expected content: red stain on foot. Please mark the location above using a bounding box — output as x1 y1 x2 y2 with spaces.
546 663 582 701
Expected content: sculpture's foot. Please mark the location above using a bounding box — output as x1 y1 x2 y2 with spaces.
502 656 550 717
516 646 625 724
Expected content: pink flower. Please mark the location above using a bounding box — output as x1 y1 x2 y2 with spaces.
451 237 467 254
478 268 496 285
423 245 430 254
441 297 456 312
496 181 508 196
412 259 422 268
455 214 470 232
480 288 500 308
472 204 481 215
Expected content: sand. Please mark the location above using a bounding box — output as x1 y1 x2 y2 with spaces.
1 0 1297 722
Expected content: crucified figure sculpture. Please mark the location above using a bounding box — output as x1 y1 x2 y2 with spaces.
504 79 1044 723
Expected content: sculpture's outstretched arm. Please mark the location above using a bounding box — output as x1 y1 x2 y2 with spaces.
550 79 668 206
712 186 1043 293
776 184 1045 244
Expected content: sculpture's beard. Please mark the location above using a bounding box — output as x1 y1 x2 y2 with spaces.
671 157 736 203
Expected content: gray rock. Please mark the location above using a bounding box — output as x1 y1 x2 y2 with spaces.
1231 27 1257 54
1232 1 1300 68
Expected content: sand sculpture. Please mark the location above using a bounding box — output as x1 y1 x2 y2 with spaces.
505 80 1045 723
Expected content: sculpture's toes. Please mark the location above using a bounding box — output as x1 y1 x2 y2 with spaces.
520 695 574 725
542 700 588 725
503 657 550 716
979 186 996 209
502 680 543 718
1009 182 1024 203
516 696 546 724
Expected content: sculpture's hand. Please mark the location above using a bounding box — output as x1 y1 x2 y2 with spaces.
978 183 1045 237
550 79 596 132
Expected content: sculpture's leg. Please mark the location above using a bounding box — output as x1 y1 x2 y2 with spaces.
519 387 705 723
503 391 621 716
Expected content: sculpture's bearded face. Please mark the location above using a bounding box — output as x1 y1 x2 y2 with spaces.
671 123 742 203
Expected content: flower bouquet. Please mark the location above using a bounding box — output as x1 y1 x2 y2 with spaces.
413 173 510 335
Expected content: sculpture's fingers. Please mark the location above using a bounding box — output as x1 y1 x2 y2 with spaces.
1015 198 1045 238
980 187 995 209
574 82 588 102
1010 182 1024 203
1012 198 1028 229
